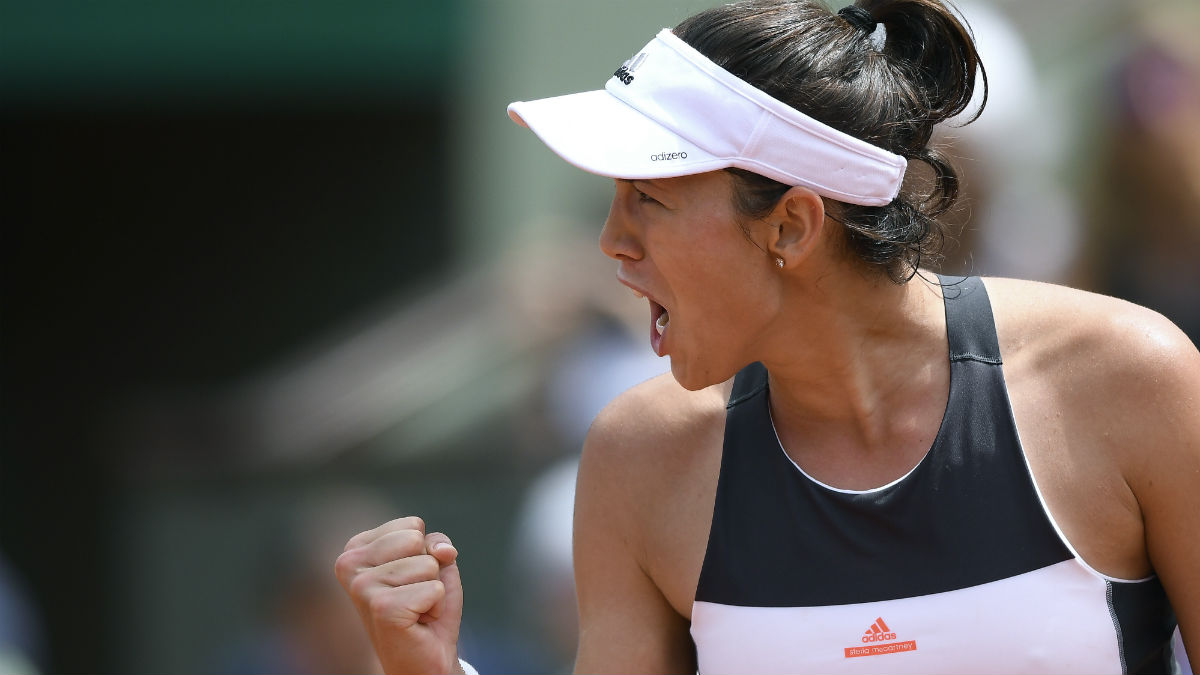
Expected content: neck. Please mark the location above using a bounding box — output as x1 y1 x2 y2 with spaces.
756 264 949 458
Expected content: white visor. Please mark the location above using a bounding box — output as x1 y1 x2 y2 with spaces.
508 29 907 207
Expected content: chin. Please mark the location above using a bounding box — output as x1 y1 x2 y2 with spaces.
669 358 729 392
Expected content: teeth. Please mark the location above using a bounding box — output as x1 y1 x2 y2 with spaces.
655 311 669 336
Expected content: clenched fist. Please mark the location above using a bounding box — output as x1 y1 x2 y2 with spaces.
335 516 465 675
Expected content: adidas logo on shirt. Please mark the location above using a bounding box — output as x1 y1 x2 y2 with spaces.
844 617 919 658
862 617 897 642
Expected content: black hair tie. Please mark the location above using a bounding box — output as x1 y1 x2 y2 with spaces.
838 5 876 33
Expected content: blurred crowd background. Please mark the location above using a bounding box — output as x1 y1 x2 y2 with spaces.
2 0 1198 673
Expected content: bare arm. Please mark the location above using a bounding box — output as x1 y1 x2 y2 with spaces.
1115 313 1200 664
983 279 1199 665
571 401 697 674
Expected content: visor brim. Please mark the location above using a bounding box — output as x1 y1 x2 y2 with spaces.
508 90 729 181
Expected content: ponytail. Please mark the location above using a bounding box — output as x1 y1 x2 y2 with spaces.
874 0 986 124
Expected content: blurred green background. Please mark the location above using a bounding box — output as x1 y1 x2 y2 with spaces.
2 0 1197 673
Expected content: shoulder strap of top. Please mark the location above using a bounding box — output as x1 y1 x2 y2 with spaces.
727 361 768 407
725 276 1001 405
938 275 1003 364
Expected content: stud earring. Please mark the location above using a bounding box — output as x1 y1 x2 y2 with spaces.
775 257 785 268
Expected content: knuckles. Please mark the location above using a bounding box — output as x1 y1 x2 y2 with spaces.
399 515 426 535
333 548 365 585
363 579 446 623
343 515 426 552
348 568 378 600
340 527 426 574
336 547 442 600
366 587 400 621
410 554 440 580
379 528 427 556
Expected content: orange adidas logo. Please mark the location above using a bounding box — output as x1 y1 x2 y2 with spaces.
862 617 896 642
844 617 918 658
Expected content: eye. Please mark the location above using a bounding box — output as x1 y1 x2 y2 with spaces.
634 187 660 206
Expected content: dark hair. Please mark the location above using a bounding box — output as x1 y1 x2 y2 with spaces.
674 0 986 282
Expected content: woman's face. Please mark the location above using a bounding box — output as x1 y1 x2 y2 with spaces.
600 171 780 390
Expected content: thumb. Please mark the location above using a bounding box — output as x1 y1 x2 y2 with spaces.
419 532 463 631
427 532 458 566
438 551 464 628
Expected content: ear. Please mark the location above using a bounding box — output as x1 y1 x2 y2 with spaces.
765 186 825 268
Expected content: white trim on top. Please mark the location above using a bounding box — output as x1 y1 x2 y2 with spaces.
767 404 931 495
982 281 1153 585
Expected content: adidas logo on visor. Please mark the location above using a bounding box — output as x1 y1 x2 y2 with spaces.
613 52 647 85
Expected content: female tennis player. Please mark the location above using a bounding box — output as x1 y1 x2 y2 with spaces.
335 1 1199 672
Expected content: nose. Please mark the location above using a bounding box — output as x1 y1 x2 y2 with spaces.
599 181 644 262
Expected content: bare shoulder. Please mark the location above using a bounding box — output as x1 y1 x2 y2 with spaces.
575 371 731 621
581 371 730 488
982 276 1200 448
577 372 729 564
587 371 731 444
982 277 1199 379
980 283 1200 649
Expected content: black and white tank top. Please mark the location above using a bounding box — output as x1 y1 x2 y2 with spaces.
691 276 1177 674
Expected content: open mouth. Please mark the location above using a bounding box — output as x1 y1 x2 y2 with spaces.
621 280 670 356
649 300 669 356
653 302 669 335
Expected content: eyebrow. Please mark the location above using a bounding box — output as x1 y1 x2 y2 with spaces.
617 178 674 200
629 178 668 193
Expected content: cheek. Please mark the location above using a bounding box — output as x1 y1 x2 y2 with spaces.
656 211 771 325
717 260 782 337
683 257 771 331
